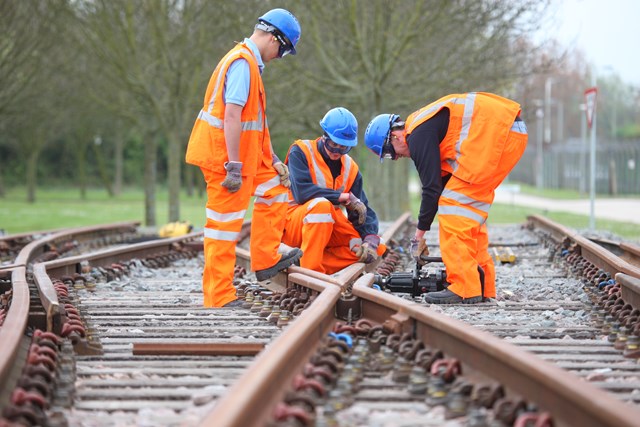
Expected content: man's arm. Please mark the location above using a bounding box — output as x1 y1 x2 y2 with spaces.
407 108 450 234
224 103 243 162
348 172 379 237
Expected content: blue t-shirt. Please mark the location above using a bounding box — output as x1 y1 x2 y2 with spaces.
224 38 264 107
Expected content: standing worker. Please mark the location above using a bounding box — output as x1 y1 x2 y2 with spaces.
364 92 528 304
283 107 386 274
185 9 303 308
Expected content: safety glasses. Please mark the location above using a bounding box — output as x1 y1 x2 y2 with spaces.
256 21 294 58
381 116 404 160
323 135 352 155
273 32 293 58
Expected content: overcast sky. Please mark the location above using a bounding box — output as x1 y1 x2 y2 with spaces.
549 0 640 86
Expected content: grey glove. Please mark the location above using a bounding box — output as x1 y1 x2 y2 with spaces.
272 154 290 188
221 161 243 193
409 236 429 265
344 192 367 226
355 234 380 264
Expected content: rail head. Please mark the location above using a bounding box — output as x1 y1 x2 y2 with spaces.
352 274 640 427
0 267 30 394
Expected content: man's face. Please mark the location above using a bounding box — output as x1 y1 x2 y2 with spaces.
390 130 410 159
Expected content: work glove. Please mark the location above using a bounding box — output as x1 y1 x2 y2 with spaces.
343 192 367 226
409 236 429 265
221 161 243 193
272 154 290 188
355 234 380 264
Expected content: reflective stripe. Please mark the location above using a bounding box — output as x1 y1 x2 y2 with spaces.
204 228 239 241
441 189 490 213
451 93 477 173
304 213 334 224
308 197 329 210
338 156 353 193
349 237 362 251
511 120 528 134
203 46 264 131
302 140 327 188
438 205 486 225
411 97 466 124
254 175 281 197
255 192 289 206
206 207 246 222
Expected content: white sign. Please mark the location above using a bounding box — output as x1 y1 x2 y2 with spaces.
584 87 597 129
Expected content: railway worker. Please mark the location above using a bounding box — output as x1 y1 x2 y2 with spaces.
185 8 303 308
282 107 386 274
364 92 528 304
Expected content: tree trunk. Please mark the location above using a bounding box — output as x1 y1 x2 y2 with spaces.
167 133 180 221
113 134 124 196
26 150 38 203
0 168 5 198
144 131 157 227
92 142 114 197
75 144 87 200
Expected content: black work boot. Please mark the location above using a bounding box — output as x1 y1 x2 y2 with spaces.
423 289 482 304
255 248 303 282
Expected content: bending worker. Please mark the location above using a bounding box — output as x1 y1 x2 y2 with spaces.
185 8 303 308
282 107 386 274
364 92 528 304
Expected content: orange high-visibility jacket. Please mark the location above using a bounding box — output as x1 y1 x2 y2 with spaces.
185 42 270 177
405 92 521 184
285 139 359 204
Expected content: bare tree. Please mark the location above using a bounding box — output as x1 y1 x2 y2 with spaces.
267 0 549 220
68 0 252 224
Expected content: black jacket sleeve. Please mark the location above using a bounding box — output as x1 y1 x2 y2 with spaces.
407 108 450 231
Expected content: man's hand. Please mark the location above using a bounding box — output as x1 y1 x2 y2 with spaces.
409 236 429 264
221 161 243 192
355 234 380 263
343 192 367 226
273 162 290 188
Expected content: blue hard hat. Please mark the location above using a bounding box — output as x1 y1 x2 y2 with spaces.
257 8 301 55
365 113 399 160
319 107 358 147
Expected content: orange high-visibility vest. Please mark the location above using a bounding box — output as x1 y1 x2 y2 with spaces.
285 139 359 204
405 92 521 184
185 42 269 177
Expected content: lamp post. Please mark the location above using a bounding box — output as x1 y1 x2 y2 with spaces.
535 105 544 189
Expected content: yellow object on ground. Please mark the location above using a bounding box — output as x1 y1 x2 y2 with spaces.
158 221 193 238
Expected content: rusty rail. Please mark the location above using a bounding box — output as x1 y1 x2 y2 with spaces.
32 232 201 334
528 214 640 278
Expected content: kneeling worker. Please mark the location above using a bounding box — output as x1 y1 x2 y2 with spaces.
283 107 386 274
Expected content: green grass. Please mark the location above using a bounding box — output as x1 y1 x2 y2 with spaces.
0 186 210 234
2 185 639 242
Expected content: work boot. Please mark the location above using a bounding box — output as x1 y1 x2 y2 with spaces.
423 289 482 304
255 248 303 282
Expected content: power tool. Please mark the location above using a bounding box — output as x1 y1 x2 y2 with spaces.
373 255 485 298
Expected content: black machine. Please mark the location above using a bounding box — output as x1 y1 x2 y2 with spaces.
373 255 485 298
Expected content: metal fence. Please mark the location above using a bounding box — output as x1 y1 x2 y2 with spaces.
509 140 640 195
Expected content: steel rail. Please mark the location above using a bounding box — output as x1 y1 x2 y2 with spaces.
0 267 30 408
528 214 640 278
13 221 140 268
32 232 201 334
352 274 640 427
200 274 342 427
617 273 640 312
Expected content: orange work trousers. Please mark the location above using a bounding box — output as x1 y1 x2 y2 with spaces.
438 121 528 299
201 161 289 307
282 198 384 274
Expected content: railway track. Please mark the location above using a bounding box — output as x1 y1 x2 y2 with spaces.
1 214 639 426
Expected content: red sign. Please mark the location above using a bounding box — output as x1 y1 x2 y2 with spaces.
584 87 598 129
